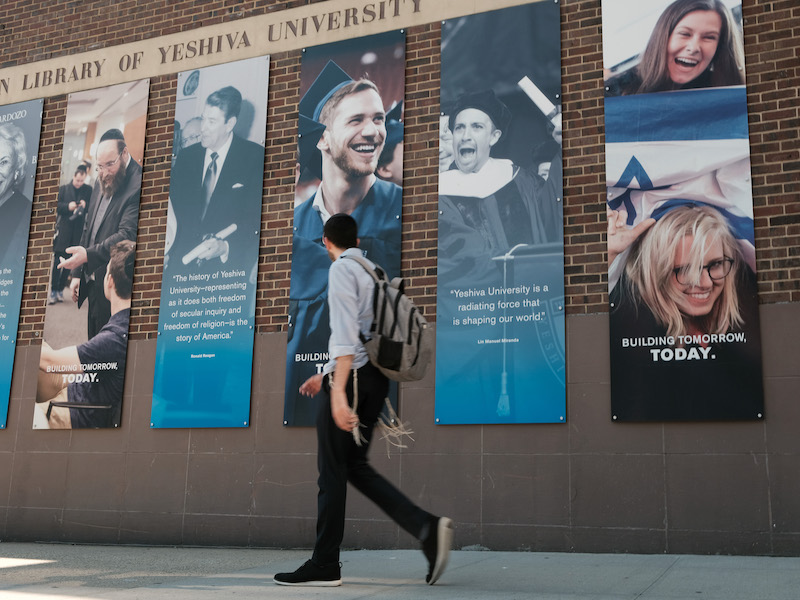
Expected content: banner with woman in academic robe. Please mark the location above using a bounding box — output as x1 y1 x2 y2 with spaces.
0 99 42 429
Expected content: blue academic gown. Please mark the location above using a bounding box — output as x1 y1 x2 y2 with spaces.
285 178 402 425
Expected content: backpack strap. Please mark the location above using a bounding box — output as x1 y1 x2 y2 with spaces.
342 253 386 283
342 253 385 343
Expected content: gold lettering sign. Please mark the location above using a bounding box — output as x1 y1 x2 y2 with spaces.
0 0 539 104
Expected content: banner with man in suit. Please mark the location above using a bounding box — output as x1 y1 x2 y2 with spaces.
151 56 268 428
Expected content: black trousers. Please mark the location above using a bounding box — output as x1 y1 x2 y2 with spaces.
313 361 431 566
86 279 111 339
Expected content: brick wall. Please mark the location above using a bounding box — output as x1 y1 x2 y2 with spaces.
4 0 798 344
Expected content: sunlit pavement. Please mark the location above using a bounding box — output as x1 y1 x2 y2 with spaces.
2 543 800 599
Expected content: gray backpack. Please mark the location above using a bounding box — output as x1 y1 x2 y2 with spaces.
344 255 433 382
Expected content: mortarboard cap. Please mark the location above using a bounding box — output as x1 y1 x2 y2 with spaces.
297 60 355 179
299 60 354 123
448 89 512 137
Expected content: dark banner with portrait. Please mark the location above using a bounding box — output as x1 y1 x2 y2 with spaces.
151 56 268 428
0 99 42 430
34 81 149 430
435 2 566 425
284 31 405 426
602 0 763 421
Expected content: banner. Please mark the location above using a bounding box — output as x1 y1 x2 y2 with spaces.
33 79 149 429
435 2 566 425
151 56 268 428
284 31 405 426
0 99 42 430
602 0 763 420
33 81 148 430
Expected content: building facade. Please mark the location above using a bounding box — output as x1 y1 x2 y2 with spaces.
0 0 798 554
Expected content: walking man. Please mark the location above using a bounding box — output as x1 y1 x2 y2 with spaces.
274 213 453 587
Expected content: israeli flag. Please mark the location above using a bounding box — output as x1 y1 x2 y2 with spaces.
605 86 755 289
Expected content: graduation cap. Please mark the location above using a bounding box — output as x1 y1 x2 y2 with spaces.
298 60 354 179
448 89 512 137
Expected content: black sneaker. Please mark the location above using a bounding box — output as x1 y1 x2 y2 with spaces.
422 516 454 585
273 559 342 587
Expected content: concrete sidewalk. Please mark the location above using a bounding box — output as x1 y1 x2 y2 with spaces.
2 542 800 599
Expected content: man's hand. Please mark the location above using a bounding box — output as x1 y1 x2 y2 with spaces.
299 373 323 397
607 207 655 266
59 246 88 270
69 277 80 302
331 387 358 432
194 236 228 263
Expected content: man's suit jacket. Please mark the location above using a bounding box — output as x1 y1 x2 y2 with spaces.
54 181 92 252
73 157 142 307
168 135 265 272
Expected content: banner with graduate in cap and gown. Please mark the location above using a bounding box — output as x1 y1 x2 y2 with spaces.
435 2 566 425
284 31 405 426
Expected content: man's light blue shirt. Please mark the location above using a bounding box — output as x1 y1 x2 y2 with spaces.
323 247 374 375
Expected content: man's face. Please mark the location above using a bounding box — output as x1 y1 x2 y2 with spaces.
200 105 235 152
0 138 14 200
96 140 127 197
72 170 87 189
377 141 403 186
452 108 501 174
537 162 551 180
319 89 386 179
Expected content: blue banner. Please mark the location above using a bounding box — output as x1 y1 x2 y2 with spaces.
0 99 42 429
151 56 269 428
284 31 406 426
435 2 566 424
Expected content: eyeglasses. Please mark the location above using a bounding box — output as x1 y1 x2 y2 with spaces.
96 152 123 172
673 257 733 285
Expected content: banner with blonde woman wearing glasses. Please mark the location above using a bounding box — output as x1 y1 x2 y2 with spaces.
602 0 764 421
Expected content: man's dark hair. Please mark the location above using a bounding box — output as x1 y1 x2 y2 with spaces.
74 164 88 176
108 240 136 300
99 128 127 154
206 86 242 122
324 213 358 250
